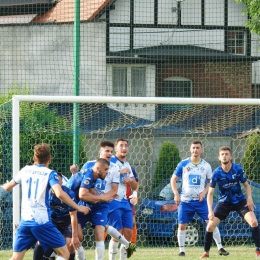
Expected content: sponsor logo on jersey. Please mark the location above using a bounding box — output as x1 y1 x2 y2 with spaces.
188 174 201 185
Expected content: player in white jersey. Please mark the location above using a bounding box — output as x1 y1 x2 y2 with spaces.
0 143 90 260
171 140 228 257
107 138 138 260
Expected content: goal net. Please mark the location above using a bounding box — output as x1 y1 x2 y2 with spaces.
0 95 260 249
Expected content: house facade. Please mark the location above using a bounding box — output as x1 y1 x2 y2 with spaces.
0 0 259 100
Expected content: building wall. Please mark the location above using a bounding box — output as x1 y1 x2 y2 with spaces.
157 62 252 98
0 22 107 96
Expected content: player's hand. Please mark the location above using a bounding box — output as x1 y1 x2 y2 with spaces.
198 192 205 202
208 211 215 220
174 194 181 206
78 205 91 215
70 164 79 175
246 197 255 211
70 236 81 250
129 191 138 205
122 177 132 184
120 168 131 174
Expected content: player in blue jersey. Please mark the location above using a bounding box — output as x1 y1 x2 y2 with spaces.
68 141 133 260
200 146 260 258
171 140 228 257
0 143 90 260
79 157 136 260
107 138 138 260
33 172 89 260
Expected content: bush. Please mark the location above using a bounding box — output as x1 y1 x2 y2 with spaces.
242 133 260 182
152 141 181 189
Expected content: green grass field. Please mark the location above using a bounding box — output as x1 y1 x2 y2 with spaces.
0 246 258 260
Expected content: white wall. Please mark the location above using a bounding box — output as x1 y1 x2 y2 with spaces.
0 22 107 96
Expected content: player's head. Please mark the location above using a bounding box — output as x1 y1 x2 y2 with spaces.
34 143 51 164
114 138 129 159
56 172 63 185
218 146 232 165
190 140 203 158
99 141 114 161
94 158 109 180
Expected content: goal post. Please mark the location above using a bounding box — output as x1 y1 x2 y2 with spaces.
10 95 260 248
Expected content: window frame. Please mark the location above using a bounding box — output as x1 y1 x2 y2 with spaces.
107 64 154 97
227 30 247 55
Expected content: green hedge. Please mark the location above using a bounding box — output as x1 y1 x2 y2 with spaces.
152 141 181 188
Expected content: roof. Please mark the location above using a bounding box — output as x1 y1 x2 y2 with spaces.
32 0 111 23
107 45 260 63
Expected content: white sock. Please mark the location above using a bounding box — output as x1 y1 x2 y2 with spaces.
213 227 223 250
50 251 57 257
56 257 66 260
108 240 119 260
75 246 86 260
95 241 105 260
178 229 186 253
119 244 127 260
106 225 129 248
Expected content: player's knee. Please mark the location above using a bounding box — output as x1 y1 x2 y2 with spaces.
178 224 187 230
249 219 258 228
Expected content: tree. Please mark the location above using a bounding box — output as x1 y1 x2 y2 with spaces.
236 0 260 35
152 141 181 189
242 133 260 181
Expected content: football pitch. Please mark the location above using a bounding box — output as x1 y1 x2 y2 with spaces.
0 246 258 260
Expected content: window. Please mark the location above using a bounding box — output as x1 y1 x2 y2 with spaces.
227 31 246 55
112 66 146 97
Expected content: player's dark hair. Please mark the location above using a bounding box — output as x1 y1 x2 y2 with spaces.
34 143 51 164
115 138 128 146
191 140 202 147
96 158 109 167
219 146 232 154
57 172 62 178
100 140 114 148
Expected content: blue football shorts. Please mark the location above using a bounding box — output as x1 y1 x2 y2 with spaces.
107 199 133 230
52 215 72 238
14 221 66 252
214 199 249 220
178 199 208 224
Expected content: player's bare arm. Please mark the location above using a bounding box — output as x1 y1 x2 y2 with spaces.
199 179 210 201
69 211 81 250
171 175 181 206
207 186 215 220
79 187 116 203
1 180 16 191
105 183 119 197
243 181 255 211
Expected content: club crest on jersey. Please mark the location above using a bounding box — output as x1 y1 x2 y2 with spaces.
84 179 90 185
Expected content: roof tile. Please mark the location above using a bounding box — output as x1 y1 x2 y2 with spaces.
32 0 110 23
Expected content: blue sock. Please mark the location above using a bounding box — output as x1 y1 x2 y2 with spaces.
33 243 44 260
204 231 213 253
252 226 260 249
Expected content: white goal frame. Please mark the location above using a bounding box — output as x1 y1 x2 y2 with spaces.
12 95 260 240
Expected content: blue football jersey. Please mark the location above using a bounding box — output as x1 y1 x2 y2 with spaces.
49 185 76 219
210 163 247 204
66 172 83 203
